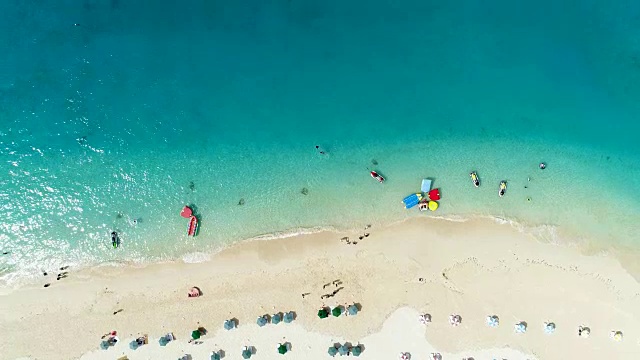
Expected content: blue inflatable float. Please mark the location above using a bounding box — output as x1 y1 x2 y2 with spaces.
402 193 423 209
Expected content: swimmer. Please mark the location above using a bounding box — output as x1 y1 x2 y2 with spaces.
539 162 546 169
111 231 119 248
315 145 326 155
527 197 531 202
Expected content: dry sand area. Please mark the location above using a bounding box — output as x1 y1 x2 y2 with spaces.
2 218 640 360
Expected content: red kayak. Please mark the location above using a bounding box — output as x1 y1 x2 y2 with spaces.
187 216 198 237
370 171 385 183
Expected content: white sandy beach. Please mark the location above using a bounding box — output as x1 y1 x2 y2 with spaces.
2 218 640 360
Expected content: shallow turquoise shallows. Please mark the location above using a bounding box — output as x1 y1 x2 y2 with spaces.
1 0 639 286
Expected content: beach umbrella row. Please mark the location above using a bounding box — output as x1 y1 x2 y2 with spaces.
328 343 363 357
257 311 295 327
423 313 622 340
319 305 360 319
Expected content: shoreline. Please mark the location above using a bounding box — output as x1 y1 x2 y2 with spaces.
4 212 640 291
2 217 640 359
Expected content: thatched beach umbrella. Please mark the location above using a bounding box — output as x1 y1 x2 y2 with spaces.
351 344 363 356
224 319 236 330
278 343 288 354
338 344 350 355
332 306 343 317
242 347 253 359
257 316 268 327
283 311 295 323
347 304 358 316
317 308 329 319
328 346 338 357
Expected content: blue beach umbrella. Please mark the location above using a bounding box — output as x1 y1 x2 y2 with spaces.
283 311 295 323
338 345 349 355
328 346 338 357
257 316 268 327
242 348 253 359
211 351 221 360
272 313 282 324
351 345 363 357
99 340 110 350
129 340 140 350
347 304 358 316
224 319 236 330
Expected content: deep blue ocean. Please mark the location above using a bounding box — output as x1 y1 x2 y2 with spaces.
1 0 640 286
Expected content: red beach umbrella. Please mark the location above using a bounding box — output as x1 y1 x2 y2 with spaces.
428 189 441 201
180 206 193 218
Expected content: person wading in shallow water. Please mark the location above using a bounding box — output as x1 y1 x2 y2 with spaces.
315 145 326 155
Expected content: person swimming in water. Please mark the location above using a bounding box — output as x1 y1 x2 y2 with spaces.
539 162 546 169
315 145 326 155
111 231 119 248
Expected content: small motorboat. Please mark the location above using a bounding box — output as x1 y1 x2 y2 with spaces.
111 231 120 248
370 171 385 183
187 216 198 237
470 171 480 187
499 181 507 197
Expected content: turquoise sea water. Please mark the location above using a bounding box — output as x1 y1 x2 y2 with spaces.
1 0 640 285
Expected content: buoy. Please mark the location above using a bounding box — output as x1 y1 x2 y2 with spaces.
428 201 439 211
180 206 193 218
